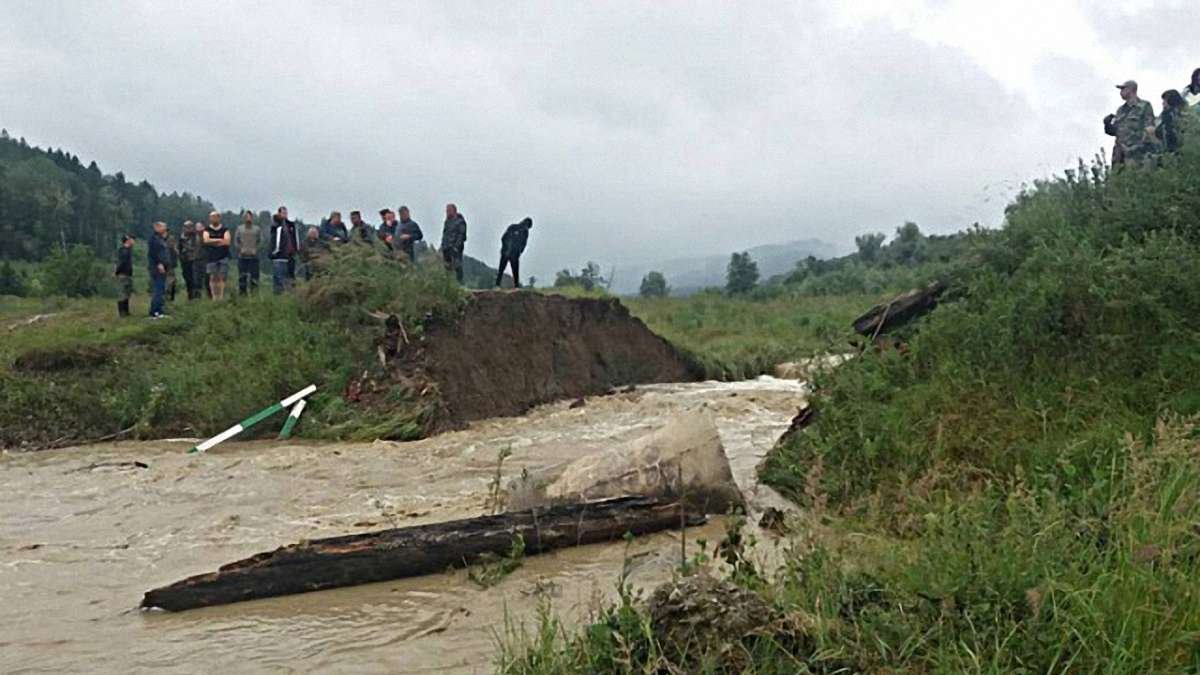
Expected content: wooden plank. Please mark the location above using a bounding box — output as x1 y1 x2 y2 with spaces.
142 496 704 612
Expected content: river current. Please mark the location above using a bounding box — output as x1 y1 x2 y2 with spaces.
0 377 806 674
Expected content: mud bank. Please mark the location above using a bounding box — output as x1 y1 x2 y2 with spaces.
380 291 705 431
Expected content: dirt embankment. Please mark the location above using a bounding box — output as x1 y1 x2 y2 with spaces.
388 292 704 430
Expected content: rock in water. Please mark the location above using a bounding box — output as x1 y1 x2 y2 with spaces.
534 410 743 514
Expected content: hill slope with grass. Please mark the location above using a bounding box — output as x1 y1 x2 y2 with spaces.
501 146 1200 672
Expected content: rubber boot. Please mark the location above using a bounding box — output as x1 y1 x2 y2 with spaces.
117 300 130 318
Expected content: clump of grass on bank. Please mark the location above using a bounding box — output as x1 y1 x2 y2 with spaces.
502 148 1200 672
0 245 464 448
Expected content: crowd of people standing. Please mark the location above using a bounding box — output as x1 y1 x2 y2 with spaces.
1104 68 1199 165
115 203 534 319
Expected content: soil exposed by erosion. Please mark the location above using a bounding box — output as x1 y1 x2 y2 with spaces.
382 292 705 431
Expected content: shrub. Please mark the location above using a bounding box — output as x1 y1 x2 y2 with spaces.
39 244 107 297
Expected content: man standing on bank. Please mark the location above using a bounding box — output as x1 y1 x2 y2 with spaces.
179 221 201 300
203 211 232 300
235 211 262 295
269 206 301 293
396 206 423 263
441 203 467 284
114 234 134 317
496 217 533 288
148 222 171 318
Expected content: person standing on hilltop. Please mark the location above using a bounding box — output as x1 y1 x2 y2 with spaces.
349 210 374 243
396 206 424 263
179 221 201 300
441 203 467 284
1157 90 1188 155
114 234 134 317
148 222 171 318
321 210 349 244
1105 80 1155 166
235 211 262 295
269 206 301 293
1183 68 1200 107
202 211 232 300
378 208 398 250
495 217 533 288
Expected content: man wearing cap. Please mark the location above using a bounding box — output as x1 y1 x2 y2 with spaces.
1105 80 1155 166
114 234 135 317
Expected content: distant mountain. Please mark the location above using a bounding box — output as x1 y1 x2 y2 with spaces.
611 238 839 295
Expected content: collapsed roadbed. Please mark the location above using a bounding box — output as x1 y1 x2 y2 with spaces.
362 291 706 432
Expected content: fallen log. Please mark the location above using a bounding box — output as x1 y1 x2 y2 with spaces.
142 496 704 612
852 280 947 337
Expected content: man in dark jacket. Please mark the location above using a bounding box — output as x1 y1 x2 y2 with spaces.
496 217 533 288
321 211 349 243
378 209 398 249
440 203 467 283
396 206 423 263
148 221 171 318
269 206 301 294
349 211 374 243
114 234 134 317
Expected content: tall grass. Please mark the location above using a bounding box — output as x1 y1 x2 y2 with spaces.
502 147 1200 672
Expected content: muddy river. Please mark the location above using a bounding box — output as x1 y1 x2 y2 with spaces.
0 378 806 674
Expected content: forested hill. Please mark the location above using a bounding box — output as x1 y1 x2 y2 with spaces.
0 129 217 261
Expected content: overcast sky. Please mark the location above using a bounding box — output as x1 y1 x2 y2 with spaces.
2 0 1196 280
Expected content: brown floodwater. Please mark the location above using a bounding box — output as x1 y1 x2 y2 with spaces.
0 378 806 674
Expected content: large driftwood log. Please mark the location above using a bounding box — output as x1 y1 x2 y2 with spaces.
852 281 947 337
143 496 704 612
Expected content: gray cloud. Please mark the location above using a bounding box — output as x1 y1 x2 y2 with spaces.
1 0 1180 281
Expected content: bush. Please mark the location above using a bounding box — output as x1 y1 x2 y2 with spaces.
38 244 108 297
0 260 26 296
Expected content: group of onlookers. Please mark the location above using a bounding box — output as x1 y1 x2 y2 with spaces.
1105 68 1199 165
114 203 534 319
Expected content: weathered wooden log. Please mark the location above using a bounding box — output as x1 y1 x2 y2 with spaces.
142 496 704 612
852 281 947 337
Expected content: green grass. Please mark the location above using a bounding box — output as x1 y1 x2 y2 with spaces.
0 245 464 447
499 146 1200 671
626 291 872 379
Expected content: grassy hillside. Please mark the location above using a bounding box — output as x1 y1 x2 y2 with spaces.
0 245 464 448
501 147 1200 673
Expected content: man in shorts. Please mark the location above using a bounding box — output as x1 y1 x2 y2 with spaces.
202 211 232 299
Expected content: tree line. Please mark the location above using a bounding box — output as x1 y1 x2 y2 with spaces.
0 129 227 262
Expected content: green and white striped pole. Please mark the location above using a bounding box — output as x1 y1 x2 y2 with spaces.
188 384 316 454
276 399 307 440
